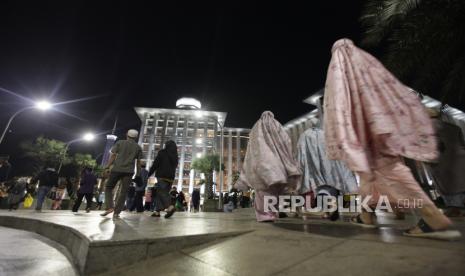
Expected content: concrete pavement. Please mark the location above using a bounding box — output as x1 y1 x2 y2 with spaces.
0 208 464 275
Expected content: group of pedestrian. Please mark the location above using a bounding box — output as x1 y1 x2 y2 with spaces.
100 130 179 220
236 38 462 241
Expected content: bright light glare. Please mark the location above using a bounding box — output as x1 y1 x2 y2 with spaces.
35 100 52 111
195 111 203 118
196 153 202 158
176 97 201 109
196 138 203 144
83 133 95 142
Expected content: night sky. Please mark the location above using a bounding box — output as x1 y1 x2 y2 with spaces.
0 1 363 159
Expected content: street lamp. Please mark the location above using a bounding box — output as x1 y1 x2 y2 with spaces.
0 100 53 145
57 132 96 173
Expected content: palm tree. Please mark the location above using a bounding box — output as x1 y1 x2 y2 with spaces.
360 0 465 107
191 154 222 199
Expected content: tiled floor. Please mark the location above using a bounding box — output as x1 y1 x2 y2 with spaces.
0 226 77 276
1 209 464 276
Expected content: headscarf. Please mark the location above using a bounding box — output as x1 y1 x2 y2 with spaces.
323 38 438 173
164 140 179 167
236 111 301 191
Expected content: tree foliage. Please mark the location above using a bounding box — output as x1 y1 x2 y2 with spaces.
191 154 221 174
191 154 222 199
20 136 68 171
360 0 465 106
20 136 97 176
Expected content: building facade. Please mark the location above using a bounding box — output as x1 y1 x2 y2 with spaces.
134 107 249 194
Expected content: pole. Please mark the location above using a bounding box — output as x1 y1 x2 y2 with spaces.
57 143 70 174
0 107 32 145
218 123 224 209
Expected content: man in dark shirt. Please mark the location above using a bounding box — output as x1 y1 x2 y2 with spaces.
30 166 59 211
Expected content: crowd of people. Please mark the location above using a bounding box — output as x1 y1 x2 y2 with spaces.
1 39 464 242
237 38 464 241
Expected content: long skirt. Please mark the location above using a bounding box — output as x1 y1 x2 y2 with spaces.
359 159 451 229
254 184 285 222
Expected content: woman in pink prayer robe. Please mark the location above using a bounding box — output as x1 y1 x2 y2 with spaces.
323 38 460 240
236 111 301 222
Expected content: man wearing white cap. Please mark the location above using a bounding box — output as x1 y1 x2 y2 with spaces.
101 129 143 219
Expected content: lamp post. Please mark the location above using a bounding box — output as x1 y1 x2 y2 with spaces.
57 132 96 173
0 100 52 145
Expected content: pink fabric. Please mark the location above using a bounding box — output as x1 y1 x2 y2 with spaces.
359 159 435 208
323 38 438 173
237 111 301 192
254 185 285 222
237 111 301 221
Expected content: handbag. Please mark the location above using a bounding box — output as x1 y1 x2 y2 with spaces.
24 194 34 208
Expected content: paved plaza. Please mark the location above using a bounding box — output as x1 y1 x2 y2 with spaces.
0 208 464 275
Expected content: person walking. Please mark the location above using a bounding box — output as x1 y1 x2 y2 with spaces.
101 129 143 219
0 156 11 184
236 111 302 222
125 183 136 211
323 38 460 240
191 186 201 212
148 140 179 218
7 177 27 211
144 187 152 211
176 191 186 211
72 167 97 213
51 178 67 210
169 186 178 206
131 163 148 213
30 166 59 212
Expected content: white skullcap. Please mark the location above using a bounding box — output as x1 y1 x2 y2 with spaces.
127 129 139 138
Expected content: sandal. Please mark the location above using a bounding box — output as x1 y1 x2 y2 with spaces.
165 206 176 219
100 208 114 217
403 219 462 241
350 214 377 228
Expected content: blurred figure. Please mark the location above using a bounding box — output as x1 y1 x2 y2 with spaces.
429 108 465 217
125 183 136 211
0 156 11 184
144 187 153 211
7 177 27 211
191 185 201 212
148 140 179 218
169 186 178 206
236 111 302 222
51 178 67 210
131 163 149 213
72 167 97 213
324 38 460 240
240 189 251 208
31 166 59 212
176 191 186 211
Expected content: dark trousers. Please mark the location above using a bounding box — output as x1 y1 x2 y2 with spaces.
155 180 172 212
72 193 93 212
105 172 133 215
192 189 200 210
131 191 145 212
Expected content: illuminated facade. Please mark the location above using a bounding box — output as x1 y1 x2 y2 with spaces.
134 107 249 194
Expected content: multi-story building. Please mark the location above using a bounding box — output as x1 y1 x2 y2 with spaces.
134 106 250 194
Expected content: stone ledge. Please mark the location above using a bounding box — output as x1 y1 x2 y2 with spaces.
0 214 251 275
